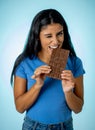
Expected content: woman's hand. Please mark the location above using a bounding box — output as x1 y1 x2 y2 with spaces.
32 65 51 86
61 70 75 93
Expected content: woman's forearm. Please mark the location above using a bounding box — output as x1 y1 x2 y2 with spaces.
15 83 42 113
64 91 84 113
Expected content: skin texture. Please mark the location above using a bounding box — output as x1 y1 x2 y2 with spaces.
14 23 84 114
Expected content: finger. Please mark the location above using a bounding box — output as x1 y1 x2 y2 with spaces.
61 73 73 80
33 69 51 79
34 68 51 75
31 72 41 79
62 70 72 74
38 65 51 69
31 74 36 79
39 66 51 72
61 70 73 77
61 73 71 78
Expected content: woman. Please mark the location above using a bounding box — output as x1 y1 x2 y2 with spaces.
11 9 85 130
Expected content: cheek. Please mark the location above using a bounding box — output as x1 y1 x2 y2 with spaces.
59 35 64 42
40 39 49 49
39 37 45 46
62 35 64 41
40 37 50 46
59 38 64 48
60 37 64 44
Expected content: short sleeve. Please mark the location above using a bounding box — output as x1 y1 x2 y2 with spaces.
14 61 27 79
73 57 85 78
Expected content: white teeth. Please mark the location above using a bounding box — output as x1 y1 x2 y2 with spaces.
49 46 58 49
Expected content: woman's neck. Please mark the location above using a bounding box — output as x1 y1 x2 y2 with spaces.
38 52 50 64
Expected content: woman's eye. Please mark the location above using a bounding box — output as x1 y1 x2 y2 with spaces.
46 35 52 38
58 32 63 36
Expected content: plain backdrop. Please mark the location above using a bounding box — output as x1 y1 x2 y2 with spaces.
0 0 95 130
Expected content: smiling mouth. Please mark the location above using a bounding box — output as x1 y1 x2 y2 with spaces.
48 45 59 49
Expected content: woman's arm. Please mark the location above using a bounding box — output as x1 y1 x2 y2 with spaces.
61 70 84 113
14 76 42 113
14 65 51 113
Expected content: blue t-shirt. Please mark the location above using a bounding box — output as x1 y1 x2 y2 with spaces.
15 55 85 124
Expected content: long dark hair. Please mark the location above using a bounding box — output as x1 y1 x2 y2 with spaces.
10 8 76 84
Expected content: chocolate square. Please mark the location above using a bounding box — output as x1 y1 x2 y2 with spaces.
47 48 69 80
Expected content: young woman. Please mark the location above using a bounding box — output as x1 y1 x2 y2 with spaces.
11 9 85 130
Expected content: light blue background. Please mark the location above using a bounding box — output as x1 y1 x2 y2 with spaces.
0 0 95 130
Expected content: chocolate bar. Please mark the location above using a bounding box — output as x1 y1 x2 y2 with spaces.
47 48 69 80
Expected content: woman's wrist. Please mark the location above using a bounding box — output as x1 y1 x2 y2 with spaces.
34 81 43 89
64 89 73 94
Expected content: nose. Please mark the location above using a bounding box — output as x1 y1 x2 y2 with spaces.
52 36 58 44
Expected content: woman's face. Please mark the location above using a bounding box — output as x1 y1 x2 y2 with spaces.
39 23 64 56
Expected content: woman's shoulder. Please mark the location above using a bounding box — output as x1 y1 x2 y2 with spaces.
68 55 85 77
18 55 43 69
19 55 35 65
69 55 83 64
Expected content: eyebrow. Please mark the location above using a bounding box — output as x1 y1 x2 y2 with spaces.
57 30 64 35
44 29 64 36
